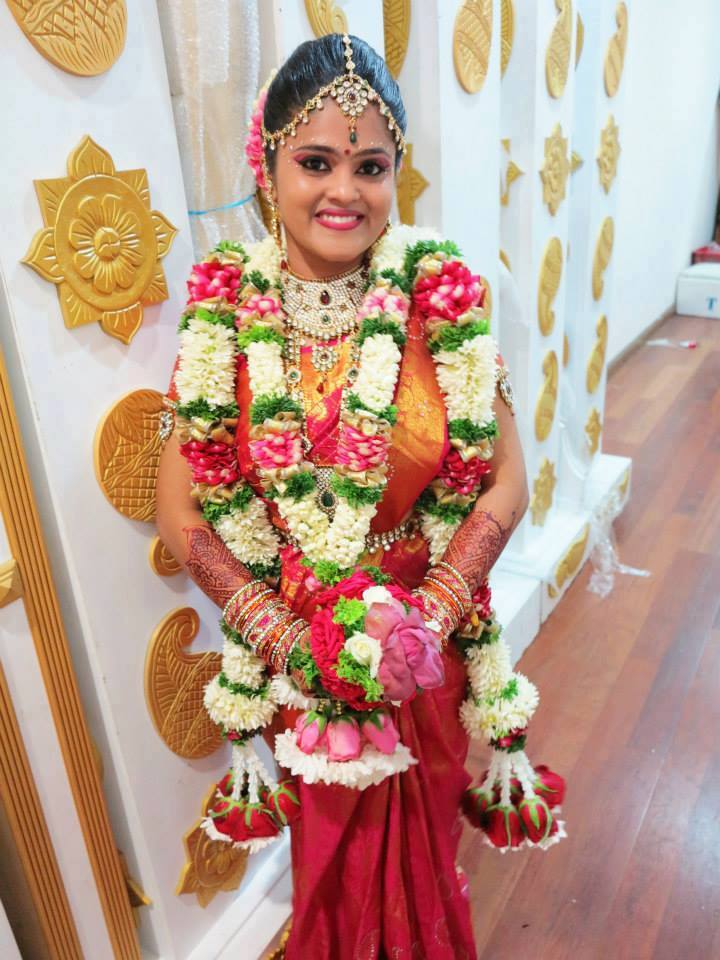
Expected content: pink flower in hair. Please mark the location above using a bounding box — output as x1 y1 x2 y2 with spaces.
245 88 268 191
357 286 410 324
414 260 485 323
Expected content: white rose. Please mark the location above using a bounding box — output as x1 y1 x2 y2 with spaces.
361 585 394 607
344 631 383 678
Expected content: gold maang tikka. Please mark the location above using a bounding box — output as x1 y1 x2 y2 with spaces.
261 35 407 153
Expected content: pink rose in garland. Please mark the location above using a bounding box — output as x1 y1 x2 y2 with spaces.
364 597 444 701
235 291 284 326
180 439 240 486
357 285 409 323
249 431 303 470
187 258 244 305
438 449 492 495
413 259 485 323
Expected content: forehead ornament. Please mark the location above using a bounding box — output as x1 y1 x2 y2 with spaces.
261 35 406 153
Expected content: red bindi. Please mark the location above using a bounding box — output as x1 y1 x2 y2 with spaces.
344 148 351 156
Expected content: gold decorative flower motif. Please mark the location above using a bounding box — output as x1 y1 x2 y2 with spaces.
597 115 621 194
530 457 556 526
23 136 177 345
540 123 570 216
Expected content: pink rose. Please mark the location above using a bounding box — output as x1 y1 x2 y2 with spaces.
360 710 400 755
326 717 362 761
398 607 445 690
295 711 327 754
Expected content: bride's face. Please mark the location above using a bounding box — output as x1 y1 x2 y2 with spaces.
271 97 398 277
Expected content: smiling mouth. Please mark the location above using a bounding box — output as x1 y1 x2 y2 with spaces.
315 211 364 231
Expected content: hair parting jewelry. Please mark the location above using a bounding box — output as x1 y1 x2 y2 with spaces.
261 35 407 155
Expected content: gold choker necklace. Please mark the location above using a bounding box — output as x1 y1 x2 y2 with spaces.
282 261 368 343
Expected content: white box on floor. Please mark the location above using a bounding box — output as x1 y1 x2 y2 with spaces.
676 261 720 318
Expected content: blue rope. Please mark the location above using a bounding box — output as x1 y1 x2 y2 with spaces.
188 192 256 217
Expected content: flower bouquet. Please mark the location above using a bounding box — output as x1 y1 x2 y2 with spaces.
272 568 445 789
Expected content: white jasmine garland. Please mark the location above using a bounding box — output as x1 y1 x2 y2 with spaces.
419 512 462 565
459 672 539 741
353 335 402 412
244 236 281 284
466 641 512 699
245 340 285 397
434 335 499 426
204 677 277 731
176 317 238 407
214 499 281 566
344 632 383 678
324 501 377 568
270 675 321 712
372 224 440 275
221 640 268 688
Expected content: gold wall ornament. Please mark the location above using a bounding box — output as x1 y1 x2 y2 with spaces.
500 248 512 272
592 216 614 300
604 2 628 97
563 332 570 366
149 536 182 577
575 12 584 67
0 342 141 957
6 0 127 77
383 0 411 79
530 457 557 526
0 557 24 608
535 351 559 442
545 0 573 99
586 314 608 394
538 237 563 336
500 139 524 206
585 407 602 455
304 0 347 36
597 114 621 193
453 0 493 95
144 607 223 760
22 136 176 345
555 523 590 590
94 388 165 522
570 150 583 173
396 144 429 225
177 784 249 907
501 0 515 76
540 123 570 215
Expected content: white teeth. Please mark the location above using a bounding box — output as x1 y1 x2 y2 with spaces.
319 214 359 223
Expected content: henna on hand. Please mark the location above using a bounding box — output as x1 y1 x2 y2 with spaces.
443 508 515 594
182 524 254 609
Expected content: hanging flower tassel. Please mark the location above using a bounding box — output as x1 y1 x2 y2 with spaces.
202 741 287 853
457 587 567 852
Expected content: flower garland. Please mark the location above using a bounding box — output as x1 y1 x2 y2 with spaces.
173 225 564 852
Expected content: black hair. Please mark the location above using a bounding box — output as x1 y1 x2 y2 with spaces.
264 34 407 169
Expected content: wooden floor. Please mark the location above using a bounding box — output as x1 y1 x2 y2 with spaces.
462 314 720 960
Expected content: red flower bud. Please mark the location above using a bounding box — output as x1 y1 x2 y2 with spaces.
532 764 565 808
484 804 525 849
209 797 280 843
461 786 492 829
517 795 552 843
267 779 301 827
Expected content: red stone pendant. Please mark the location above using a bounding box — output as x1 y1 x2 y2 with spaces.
320 289 331 305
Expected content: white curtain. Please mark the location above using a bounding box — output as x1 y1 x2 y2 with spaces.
156 0 266 255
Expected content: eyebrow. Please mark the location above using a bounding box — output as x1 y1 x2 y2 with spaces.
294 143 392 159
